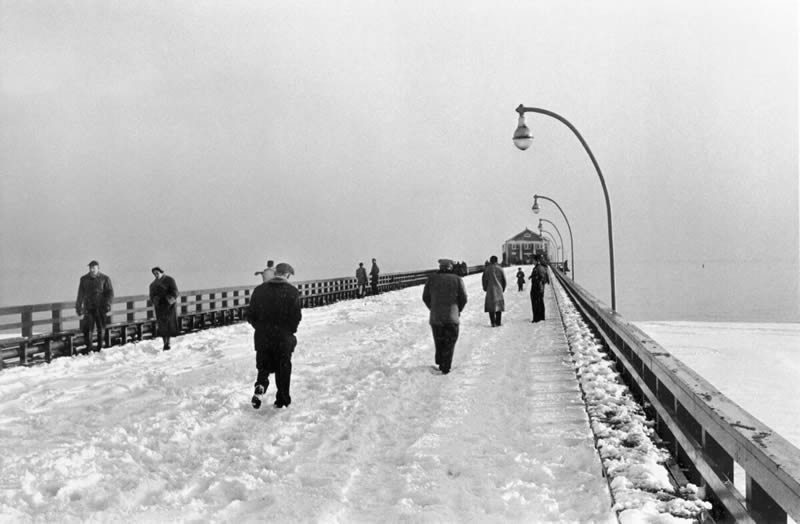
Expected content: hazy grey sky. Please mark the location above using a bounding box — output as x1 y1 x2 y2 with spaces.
1 0 798 310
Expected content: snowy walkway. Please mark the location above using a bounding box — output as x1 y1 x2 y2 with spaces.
0 268 614 523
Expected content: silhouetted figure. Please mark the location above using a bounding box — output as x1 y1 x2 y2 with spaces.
529 254 550 322
482 255 506 327
355 262 368 298
370 258 380 295
516 267 525 291
422 259 467 375
247 263 302 409
149 267 179 351
75 260 114 354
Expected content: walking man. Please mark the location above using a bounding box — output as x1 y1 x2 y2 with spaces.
247 262 302 409
516 267 526 292
369 258 380 295
422 258 467 375
482 255 506 327
149 267 179 351
355 262 368 298
75 260 114 353
529 254 550 322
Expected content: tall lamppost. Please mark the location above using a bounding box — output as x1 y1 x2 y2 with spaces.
514 104 616 310
532 194 574 279
540 230 561 263
538 218 565 266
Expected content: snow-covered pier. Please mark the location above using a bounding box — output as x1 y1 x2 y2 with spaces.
0 267 796 522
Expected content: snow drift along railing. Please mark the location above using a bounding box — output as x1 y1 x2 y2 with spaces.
551 268 800 524
0 265 484 369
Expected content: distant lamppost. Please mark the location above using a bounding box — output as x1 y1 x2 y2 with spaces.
532 194 574 279
538 219 564 265
540 230 561 263
514 104 616 309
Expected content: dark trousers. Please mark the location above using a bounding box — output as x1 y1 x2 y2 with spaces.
531 289 546 322
517 283 524 291
489 311 503 326
370 280 378 294
254 331 296 405
431 324 459 373
81 309 107 352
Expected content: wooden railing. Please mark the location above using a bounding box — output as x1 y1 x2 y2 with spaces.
551 267 800 523
0 265 484 368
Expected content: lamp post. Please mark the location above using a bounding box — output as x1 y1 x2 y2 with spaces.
538 219 565 265
540 230 561 263
514 104 616 310
532 194 574 279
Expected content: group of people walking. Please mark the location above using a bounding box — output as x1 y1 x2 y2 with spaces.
421 253 551 375
76 253 552 411
75 261 179 355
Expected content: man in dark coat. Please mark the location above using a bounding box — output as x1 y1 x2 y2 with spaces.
369 258 380 295
247 262 302 409
149 267 179 351
75 260 114 353
529 254 550 322
516 267 526 292
422 258 468 375
355 262 368 298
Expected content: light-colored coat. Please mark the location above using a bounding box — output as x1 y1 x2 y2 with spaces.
482 263 506 312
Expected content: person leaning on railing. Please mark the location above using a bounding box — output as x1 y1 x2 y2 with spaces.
75 260 114 354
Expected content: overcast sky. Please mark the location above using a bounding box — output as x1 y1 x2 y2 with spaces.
1 0 798 309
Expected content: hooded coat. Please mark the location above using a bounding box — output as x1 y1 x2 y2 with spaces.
482 263 506 313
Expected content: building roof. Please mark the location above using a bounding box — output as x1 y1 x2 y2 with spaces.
504 228 544 243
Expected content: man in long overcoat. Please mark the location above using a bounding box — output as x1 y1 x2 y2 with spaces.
529 254 550 322
482 255 506 327
149 267 179 351
369 258 380 295
355 262 368 298
422 259 467 375
247 262 302 409
75 260 114 353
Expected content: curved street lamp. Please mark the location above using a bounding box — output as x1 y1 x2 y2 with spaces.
532 194 574 279
538 219 565 265
540 229 561 263
514 104 616 310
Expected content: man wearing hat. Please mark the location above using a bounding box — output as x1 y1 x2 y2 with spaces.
75 260 114 353
246 262 302 409
422 258 468 375
149 267 179 351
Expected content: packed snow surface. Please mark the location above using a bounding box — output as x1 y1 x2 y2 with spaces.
0 268 703 523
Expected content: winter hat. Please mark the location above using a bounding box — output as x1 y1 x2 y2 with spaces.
151 266 164 274
88 260 100 267
275 262 295 276
438 258 454 268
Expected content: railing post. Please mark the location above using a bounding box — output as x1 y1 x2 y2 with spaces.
747 475 786 523
51 307 62 334
21 308 33 338
18 340 28 365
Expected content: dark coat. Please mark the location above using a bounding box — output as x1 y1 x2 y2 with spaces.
150 275 179 336
516 270 526 285
247 277 302 336
482 263 506 312
76 272 114 315
529 263 550 294
356 267 368 285
369 262 380 284
422 270 467 325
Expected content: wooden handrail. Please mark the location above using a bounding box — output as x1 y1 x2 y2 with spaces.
551 268 800 523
